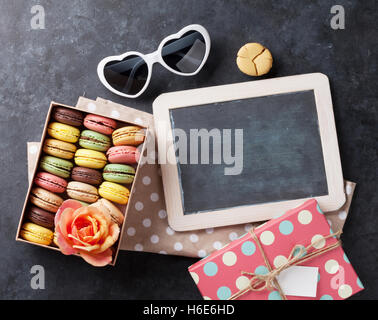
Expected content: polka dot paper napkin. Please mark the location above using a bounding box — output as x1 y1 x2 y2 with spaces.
188 199 364 300
27 97 357 259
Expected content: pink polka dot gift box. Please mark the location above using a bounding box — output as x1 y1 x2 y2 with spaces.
188 199 364 300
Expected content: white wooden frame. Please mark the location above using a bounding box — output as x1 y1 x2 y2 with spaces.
153 73 346 231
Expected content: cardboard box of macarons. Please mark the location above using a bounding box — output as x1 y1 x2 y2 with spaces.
16 102 148 266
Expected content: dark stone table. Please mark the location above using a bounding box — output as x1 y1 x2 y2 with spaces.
0 0 376 299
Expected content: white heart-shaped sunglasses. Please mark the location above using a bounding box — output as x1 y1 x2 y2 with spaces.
97 24 211 98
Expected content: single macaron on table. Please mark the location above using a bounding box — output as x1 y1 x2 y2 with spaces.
16 102 148 267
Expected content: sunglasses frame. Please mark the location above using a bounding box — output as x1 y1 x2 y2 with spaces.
97 24 211 98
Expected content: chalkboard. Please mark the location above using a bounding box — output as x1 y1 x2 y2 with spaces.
170 90 328 215
153 74 345 231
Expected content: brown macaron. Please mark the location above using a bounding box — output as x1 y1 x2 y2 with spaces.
52 107 84 127
26 206 55 229
71 167 103 185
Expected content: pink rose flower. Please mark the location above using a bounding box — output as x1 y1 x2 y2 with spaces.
55 200 120 267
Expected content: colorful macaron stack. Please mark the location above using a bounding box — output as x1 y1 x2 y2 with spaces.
21 106 146 248
21 107 84 246
98 124 145 205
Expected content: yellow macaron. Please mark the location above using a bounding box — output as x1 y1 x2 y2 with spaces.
43 139 77 159
112 126 146 146
48 122 80 143
74 149 107 169
20 222 54 246
99 182 130 205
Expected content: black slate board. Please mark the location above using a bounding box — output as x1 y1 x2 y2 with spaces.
170 90 328 215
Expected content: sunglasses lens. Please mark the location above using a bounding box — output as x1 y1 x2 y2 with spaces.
162 31 206 74
103 55 148 96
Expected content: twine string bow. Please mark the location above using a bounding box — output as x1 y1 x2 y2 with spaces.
228 229 342 300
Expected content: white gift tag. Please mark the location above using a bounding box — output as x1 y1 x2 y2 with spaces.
276 266 319 298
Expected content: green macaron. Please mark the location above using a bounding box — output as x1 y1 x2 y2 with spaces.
79 130 111 152
40 156 73 178
103 164 135 184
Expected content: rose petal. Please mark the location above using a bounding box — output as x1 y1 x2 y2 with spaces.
73 244 100 252
93 223 120 254
55 200 83 226
80 249 113 267
68 233 92 247
59 208 76 239
71 208 104 245
84 230 101 244
78 225 93 239
56 230 78 255
87 216 98 234
92 212 110 239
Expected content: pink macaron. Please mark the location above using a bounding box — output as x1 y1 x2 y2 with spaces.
83 114 117 135
106 146 141 164
34 172 68 193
